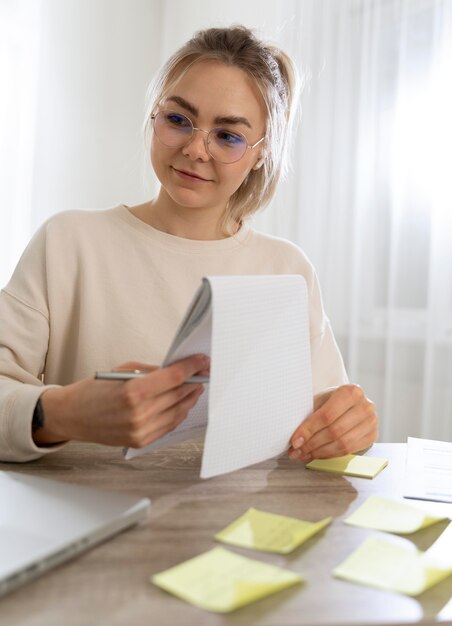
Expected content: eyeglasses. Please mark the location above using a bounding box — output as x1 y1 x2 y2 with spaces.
151 110 265 164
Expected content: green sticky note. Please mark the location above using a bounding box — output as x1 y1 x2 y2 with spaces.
306 454 388 478
334 536 452 596
215 508 332 554
344 495 447 533
152 547 302 613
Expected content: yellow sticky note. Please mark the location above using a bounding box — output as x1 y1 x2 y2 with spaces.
215 508 332 554
344 496 447 533
151 546 302 613
306 454 388 478
334 536 452 596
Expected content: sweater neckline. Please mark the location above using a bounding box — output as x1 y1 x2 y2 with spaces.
114 204 251 252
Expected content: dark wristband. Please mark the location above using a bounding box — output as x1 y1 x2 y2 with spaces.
32 398 45 433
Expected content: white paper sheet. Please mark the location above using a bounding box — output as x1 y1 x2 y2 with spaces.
125 275 312 479
404 436 452 504
201 275 312 478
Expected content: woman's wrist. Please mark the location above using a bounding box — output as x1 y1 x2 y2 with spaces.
32 388 69 446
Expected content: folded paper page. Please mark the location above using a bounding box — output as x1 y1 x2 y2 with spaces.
344 495 447 533
151 546 303 613
333 536 452 596
306 454 388 478
125 275 312 479
215 507 332 554
124 283 213 459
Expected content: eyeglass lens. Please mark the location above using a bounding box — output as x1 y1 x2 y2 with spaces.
153 111 248 163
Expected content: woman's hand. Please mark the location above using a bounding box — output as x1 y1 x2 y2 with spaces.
288 384 378 462
34 354 209 448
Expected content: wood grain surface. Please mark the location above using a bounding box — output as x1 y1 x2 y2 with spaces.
0 442 451 626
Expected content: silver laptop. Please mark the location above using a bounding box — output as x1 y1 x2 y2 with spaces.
0 471 150 597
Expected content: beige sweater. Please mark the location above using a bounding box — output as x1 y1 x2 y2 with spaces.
0 206 348 461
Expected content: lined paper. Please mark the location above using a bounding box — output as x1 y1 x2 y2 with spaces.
202 275 312 478
125 275 312 479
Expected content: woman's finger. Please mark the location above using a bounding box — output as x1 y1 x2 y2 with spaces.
295 401 376 456
291 417 378 461
128 354 209 398
128 386 205 448
112 361 159 373
139 381 205 419
290 384 371 447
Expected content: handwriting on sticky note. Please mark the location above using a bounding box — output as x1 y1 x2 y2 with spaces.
151 546 302 613
306 454 388 478
334 536 452 595
344 496 447 533
215 508 331 554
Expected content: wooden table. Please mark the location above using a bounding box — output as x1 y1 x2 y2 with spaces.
0 442 451 626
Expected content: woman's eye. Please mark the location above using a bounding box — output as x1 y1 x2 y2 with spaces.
214 130 244 146
166 113 191 127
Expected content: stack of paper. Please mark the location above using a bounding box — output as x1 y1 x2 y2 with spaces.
306 454 388 479
126 275 312 479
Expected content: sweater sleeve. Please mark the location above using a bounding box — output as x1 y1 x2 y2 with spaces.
0 226 65 462
258 233 349 397
306 265 349 396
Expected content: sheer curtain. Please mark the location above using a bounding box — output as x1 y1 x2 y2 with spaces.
0 0 162 288
257 0 452 442
1 0 451 442
343 0 452 443
0 0 41 287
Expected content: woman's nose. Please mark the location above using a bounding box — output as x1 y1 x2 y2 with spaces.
182 128 211 162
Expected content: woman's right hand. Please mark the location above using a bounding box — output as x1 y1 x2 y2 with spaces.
34 354 209 448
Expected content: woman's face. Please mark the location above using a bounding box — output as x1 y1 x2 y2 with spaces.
150 60 267 220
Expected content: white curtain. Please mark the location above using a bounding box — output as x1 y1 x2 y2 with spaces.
257 0 452 442
1 0 451 442
0 0 163 290
0 0 41 287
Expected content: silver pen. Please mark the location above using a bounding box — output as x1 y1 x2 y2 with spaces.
94 369 209 383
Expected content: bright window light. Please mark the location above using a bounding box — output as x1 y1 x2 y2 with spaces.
392 40 452 219
0 1 42 287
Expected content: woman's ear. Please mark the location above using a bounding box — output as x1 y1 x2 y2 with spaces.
253 150 266 170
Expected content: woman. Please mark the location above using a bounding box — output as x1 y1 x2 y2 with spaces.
0 26 377 463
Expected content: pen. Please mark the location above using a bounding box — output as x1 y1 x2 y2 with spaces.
94 370 209 383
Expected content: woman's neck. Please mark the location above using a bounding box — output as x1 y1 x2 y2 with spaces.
129 195 237 241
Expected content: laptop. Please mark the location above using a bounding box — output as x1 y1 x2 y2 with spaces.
0 470 150 597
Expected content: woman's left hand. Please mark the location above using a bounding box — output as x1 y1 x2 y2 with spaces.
288 384 378 462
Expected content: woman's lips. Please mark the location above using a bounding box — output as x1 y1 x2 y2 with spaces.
172 167 211 182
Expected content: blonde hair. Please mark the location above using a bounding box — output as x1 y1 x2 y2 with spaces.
144 25 300 231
